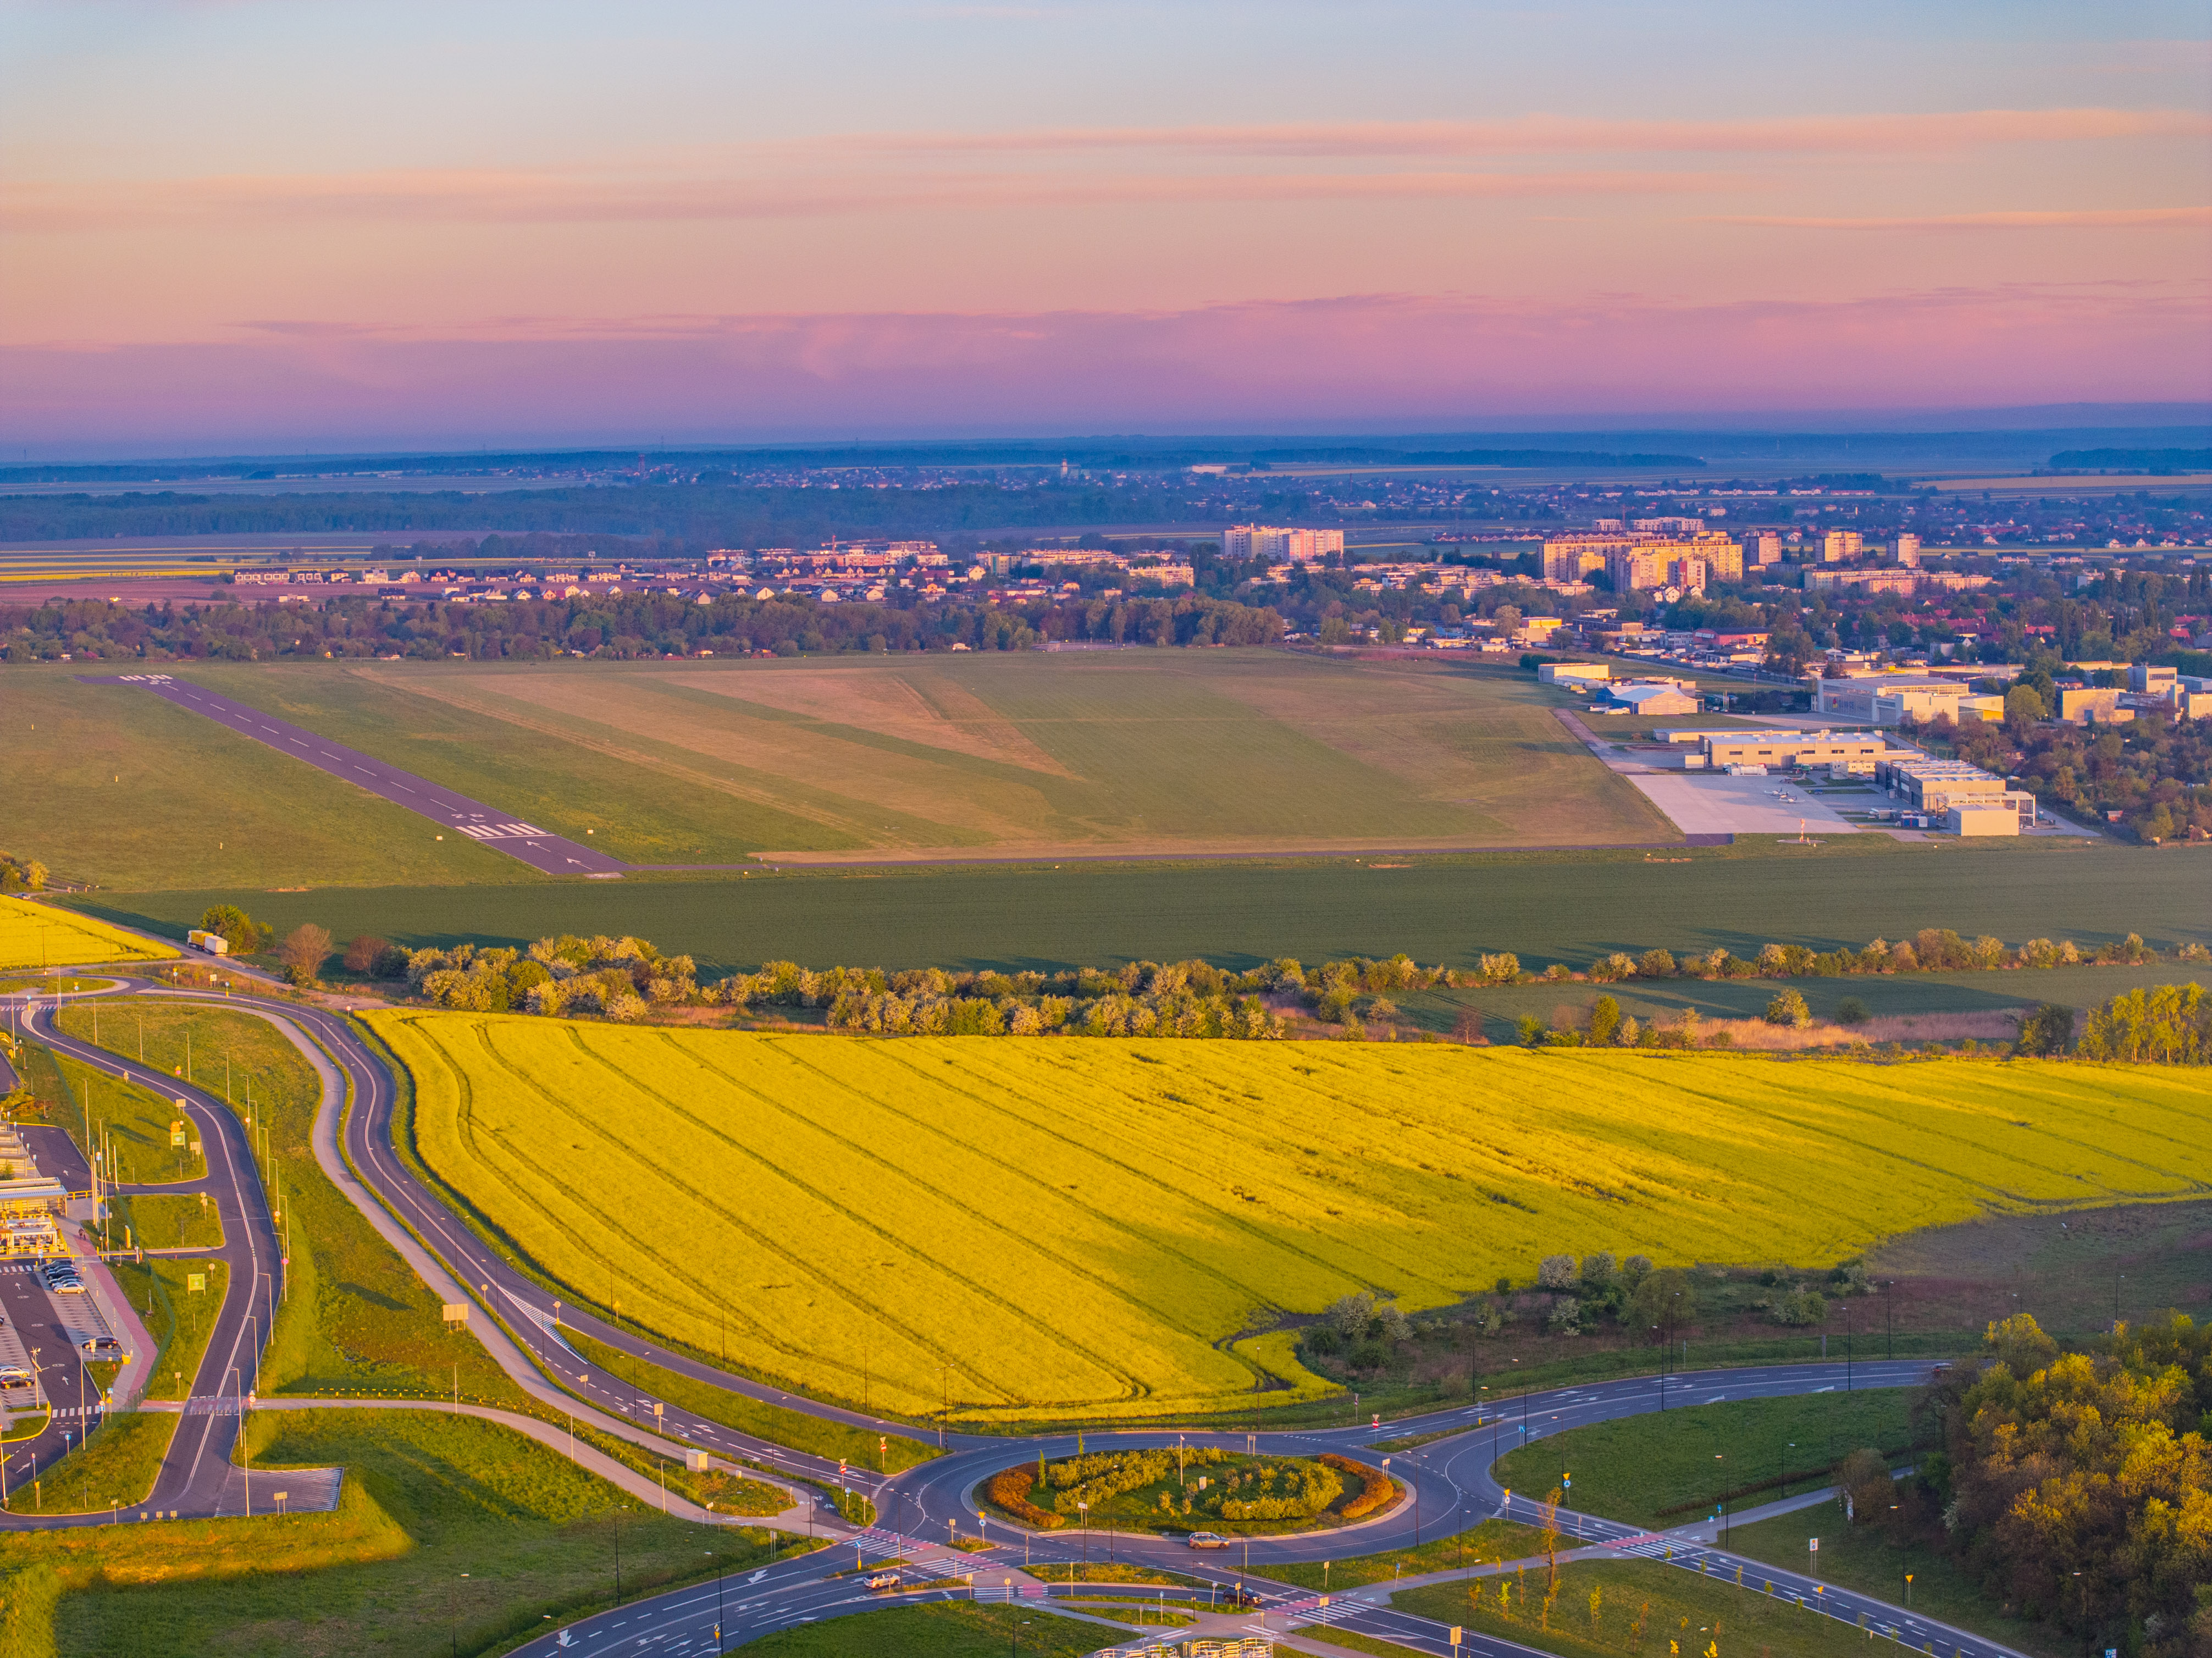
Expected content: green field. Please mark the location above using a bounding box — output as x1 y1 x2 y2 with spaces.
110 1192 224 1252
1726 1507 2063 1656
27 1409 790 1658
109 1254 227 1401
379 1012 2212 1423
1491 1392 1923 1530
0 896 172 969
16 1036 206 1186
34 1410 176 1514
1257 1518 1550 1589
3 653 1674 888
1386 1555 2039 1658
70 836 2212 980
56 1000 527 1406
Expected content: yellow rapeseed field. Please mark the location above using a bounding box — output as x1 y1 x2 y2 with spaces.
0 898 175 970
375 1013 2212 1424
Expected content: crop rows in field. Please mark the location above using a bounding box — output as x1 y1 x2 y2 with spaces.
0 896 172 970
380 1014 2212 1424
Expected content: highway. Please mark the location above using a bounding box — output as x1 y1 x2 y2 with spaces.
0 968 2023 1658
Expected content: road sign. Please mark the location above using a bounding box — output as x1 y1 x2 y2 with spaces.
441 1303 469 1326
186 1274 205 1293
1450 1629 1463 1648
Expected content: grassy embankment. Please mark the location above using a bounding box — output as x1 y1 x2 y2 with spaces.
7 1409 800 1658
0 895 173 971
1491 1392 1926 1530
53 1001 525 1407
561 1325 936 1473
1256 1519 1551 1590
381 1012 2212 1426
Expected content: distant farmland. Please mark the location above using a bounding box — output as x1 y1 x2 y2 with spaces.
381 1012 2212 1424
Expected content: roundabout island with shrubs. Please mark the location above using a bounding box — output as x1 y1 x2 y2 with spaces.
980 1446 1400 1537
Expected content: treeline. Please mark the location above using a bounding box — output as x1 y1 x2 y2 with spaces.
333 925 2212 1051
1856 1314 2210 1656
0 480 1211 546
2 588 1282 664
0 852 48 894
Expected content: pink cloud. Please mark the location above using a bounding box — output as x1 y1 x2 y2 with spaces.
813 107 2212 157
3 165 1740 233
1710 207 2212 229
5 285 2205 449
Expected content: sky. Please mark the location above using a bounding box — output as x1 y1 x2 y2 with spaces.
3 0 2209 454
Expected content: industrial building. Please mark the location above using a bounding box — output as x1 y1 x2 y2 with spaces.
1813 674 2005 727
1538 661 1610 687
1605 681 1700 715
1692 730 1892 772
1874 755 2036 829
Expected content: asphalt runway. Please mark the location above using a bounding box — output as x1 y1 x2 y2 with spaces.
81 674 626 876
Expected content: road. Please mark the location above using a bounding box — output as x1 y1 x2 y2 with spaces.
1 969 2023 1658
79 674 626 876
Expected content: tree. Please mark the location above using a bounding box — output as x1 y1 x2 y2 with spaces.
196 904 272 956
1763 988 1811 1027
342 934 391 974
1627 1268 1696 1341
1834 996 1869 1026
2012 1002 2077 1057
278 923 333 986
2004 684 2047 722
1588 995 1622 1046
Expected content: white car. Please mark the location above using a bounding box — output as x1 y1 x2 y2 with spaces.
1186 1532 1233 1549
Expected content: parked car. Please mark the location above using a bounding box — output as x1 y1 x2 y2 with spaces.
49 1275 87 1294
1186 1532 1232 1549
0 1365 30 1388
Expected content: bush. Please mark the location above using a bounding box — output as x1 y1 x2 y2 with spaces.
342 934 390 974
1546 1296 1584 1335
1638 948 1677 979
987 1466 1065 1529
1537 1254 1577 1290
1764 988 1812 1027
1769 1288 1828 1326
1835 996 1870 1026
1321 1453 1396 1519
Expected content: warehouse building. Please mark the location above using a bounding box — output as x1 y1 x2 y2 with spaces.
1874 755 2037 828
1695 730 1891 772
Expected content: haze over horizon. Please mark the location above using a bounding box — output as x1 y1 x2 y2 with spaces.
5 1 2209 454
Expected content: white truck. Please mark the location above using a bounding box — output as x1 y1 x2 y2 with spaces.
186 929 230 955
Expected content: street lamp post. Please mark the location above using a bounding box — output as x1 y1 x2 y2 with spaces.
709 1549 724 1654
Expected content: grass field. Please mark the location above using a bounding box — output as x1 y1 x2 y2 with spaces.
0 669 521 892
29 1408 790 1658
204 651 1672 860
380 1012 2212 1423
1490 1393 1923 1530
2 654 1675 888
110 1192 223 1252
1257 1518 1550 1589
561 1326 936 1473
1726 1507 2062 1656
15 1036 206 1186
72 836 2212 981
32 1410 175 1515
0 897 172 970
109 1255 226 1401
735 1602 1107 1658
54 1001 527 1407
1385 1555 2064 1658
